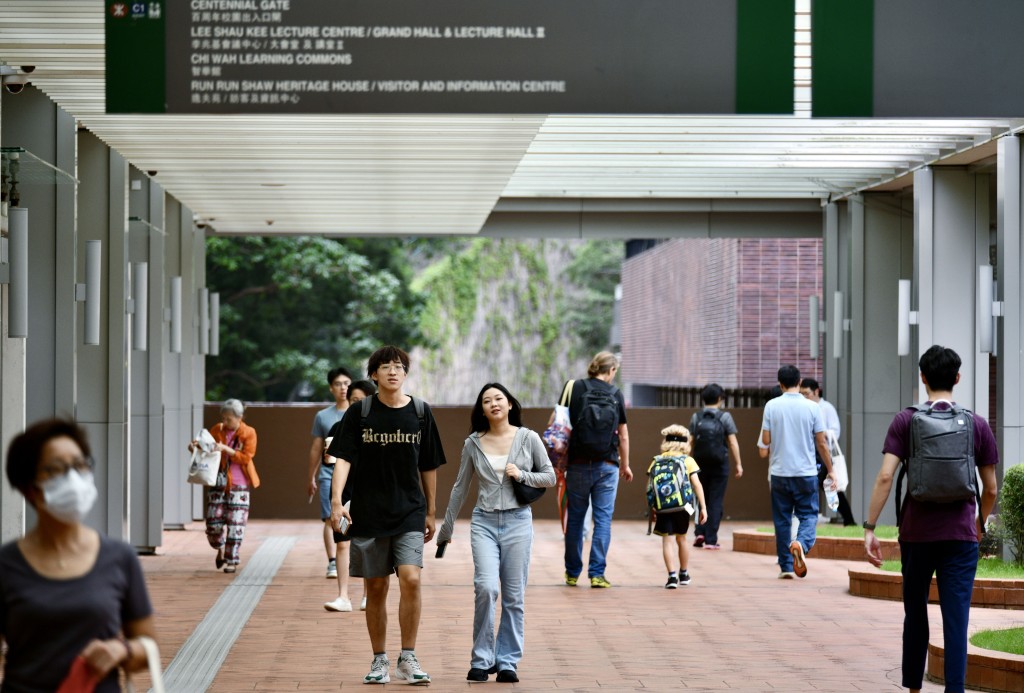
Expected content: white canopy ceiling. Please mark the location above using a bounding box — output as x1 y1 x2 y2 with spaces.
1 1 1020 235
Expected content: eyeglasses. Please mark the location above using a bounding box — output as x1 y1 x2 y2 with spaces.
38 456 94 482
377 363 406 374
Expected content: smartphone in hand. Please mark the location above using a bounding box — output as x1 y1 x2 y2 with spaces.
435 541 448 558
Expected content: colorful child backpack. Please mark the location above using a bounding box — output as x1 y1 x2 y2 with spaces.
646 453 695 515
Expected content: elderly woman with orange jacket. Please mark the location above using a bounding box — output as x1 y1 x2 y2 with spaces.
190 398 260 573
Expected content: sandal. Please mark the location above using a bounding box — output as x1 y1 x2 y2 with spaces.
224 565 236 573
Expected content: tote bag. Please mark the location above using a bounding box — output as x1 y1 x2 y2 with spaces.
187 428 221 486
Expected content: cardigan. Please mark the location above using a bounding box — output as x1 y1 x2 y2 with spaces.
210 421 260 489
436 427 555 544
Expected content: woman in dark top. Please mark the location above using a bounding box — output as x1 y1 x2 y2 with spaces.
0 419 155 693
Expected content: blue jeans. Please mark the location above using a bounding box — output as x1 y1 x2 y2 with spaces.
470 506 534 672
770 475 818 572
900 540 978 692
564 461 619 579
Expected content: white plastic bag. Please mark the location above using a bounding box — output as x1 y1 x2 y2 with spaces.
829 434 849 493
187 428 220 486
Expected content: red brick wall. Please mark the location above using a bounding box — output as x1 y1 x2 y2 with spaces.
621 238 823 389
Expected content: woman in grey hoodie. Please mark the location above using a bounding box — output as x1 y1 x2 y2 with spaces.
436 382 556 684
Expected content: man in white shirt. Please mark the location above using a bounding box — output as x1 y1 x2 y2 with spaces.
799 378 856 526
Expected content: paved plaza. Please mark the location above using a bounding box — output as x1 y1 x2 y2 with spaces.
131 519 1022 692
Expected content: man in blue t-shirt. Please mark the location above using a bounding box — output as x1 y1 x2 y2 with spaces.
307 367 352 586
761 364 835 579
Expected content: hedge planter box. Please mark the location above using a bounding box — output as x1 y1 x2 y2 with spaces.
848 567 1024 610
928 641 1024 692
732 529 901 562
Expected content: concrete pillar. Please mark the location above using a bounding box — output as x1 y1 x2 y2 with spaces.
77 131 131 541
913 167 991 412
0 86 78 540
128 167 165 551
997 135 1024 473
849 192 915 525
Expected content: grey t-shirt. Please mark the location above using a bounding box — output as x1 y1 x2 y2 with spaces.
311 404 346 439
0 534 153 693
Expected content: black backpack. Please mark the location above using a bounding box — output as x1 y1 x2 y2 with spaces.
691 409 729 469
572 380 620 460
895 401 981 527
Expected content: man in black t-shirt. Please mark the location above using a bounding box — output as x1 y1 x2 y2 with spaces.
327 346 446 686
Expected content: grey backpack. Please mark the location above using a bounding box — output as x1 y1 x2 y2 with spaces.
895 400 980 525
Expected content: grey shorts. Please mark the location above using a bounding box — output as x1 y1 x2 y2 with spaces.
350 531 424 578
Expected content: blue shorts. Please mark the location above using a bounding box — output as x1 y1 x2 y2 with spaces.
317 463 334 520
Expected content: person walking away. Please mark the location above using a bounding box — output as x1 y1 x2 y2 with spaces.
0 419 156 692
327 346 447 685
799 377 856 526
760 366 834 579
323 378 376 612
863 345 998 693
648 424 707 588
308 367 353 581
437 383 555 683
689 383 743 549
558 351 632 588
192 398 260 573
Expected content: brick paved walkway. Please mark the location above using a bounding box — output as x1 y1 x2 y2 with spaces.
131 519 1021 692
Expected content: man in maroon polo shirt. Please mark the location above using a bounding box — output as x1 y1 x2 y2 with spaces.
863 345 999 693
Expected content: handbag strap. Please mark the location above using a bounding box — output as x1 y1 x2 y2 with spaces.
559 380 574 407
124 636 165 693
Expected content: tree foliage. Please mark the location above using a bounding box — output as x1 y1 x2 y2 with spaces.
205 236 424 402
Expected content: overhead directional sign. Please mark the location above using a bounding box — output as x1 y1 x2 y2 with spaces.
106 0 794 115
813 0 1024 117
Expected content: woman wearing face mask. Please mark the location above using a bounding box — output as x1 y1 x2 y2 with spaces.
436 383 556 684
190 398 260 573
0 418 156 692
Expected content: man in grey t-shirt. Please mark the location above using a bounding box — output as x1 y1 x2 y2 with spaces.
308 367 352 589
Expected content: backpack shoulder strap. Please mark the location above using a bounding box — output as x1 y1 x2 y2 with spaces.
411 396 425 430
360 395 373 424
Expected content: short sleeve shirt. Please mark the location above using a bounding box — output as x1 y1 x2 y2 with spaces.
0 535 153 693
325 395 447 537
564 378 628 464
883 402 999 542
312 404 346 439
761 392 825 477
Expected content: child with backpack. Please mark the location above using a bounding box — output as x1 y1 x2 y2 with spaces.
647 424 707 589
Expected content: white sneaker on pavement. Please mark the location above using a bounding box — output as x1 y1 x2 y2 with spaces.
324 596 352 612
364 655 390 684
396 652 431 685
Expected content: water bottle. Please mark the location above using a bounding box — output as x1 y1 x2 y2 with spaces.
824 479 840 512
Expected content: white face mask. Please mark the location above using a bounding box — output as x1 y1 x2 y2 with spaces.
39 468 98 524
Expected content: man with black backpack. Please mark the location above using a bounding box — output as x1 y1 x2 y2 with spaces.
688 384 743 550
560 351 632 589
863 345 998 693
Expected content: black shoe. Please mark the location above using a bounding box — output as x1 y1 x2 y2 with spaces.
496 670 519 683
215 550 225 570
467 668 489 682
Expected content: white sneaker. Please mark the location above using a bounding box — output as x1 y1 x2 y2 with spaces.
778 571 796 579
396 652 431 685
326 559 338 579
364 655 390 684
360 596 367 611
324 596 352 612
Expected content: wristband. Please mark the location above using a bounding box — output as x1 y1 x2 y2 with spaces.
862 521 876 531
117 635 132 664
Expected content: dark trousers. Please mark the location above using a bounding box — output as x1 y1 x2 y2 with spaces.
900 540 978 692
817 463 856 525
694 472 729 545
